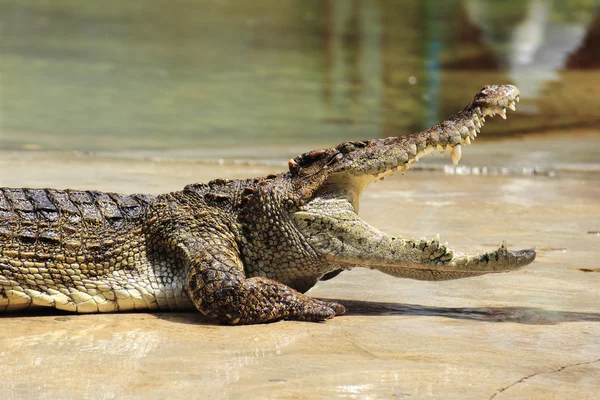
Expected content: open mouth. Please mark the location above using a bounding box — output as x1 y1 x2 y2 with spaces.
294 85 535 280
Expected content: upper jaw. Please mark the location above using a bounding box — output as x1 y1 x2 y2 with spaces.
288 85 520 204
340 84 521 181
295 85 522 215
308 85 520 200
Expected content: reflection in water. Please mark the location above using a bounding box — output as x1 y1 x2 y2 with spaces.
0 0 598 157
567 12 600 68
466 0 594 98
323 0 384 133
422 0 442 128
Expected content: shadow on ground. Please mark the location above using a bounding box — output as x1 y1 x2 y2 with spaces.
329 299 600 325
155 299 600 326
2 300 598 326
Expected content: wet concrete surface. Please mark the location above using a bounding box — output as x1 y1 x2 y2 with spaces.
1 133 599 399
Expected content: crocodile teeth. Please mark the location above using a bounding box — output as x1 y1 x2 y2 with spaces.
450 144 462 165
398 165 407 174
508 102 516 111
516 96 520 103
468 127 476 139
435 233 440 241
499 108 507 119
469 118 481 133
454 256 468 265
460 126 470 139
416 150 425 158
464 136 471 145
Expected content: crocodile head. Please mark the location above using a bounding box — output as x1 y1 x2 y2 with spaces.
288 85 536 281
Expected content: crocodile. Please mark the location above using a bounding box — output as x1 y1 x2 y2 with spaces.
0 84 535 324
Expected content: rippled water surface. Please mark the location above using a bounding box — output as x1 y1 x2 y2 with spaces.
1 0 599 160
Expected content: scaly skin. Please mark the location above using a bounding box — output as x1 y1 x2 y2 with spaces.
0 85 535 324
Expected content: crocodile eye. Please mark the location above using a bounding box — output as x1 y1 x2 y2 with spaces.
289 150 330 172
289 148 344 176
298 150 328 166
336 141 368 154
289 150 329 175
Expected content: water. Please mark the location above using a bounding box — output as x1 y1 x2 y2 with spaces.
1 0 599 161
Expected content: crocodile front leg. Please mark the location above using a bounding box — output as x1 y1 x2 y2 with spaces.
171 230 345 324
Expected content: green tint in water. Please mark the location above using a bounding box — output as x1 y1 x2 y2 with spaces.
0 0 599 158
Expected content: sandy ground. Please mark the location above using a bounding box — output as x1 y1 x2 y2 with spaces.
0 134 599 399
